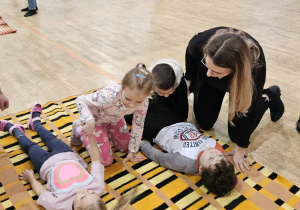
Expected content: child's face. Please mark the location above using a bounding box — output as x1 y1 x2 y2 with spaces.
155 86 174 97
73 189 100 209
198 147 225 173
121 87 148 108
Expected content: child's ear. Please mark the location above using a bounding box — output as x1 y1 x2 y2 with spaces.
198 166 202 175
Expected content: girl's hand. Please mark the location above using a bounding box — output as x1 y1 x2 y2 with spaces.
123 151 143 163
19 169 35 181
224 145 250 172
82 120 95 138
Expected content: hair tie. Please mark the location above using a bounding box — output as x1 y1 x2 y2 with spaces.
138 68 148 75
136 74 146 79
138 63 144 68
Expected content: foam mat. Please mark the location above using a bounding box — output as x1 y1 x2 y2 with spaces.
1 92 300 210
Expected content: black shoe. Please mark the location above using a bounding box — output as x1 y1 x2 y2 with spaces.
297 116 300 133
265 85 284 122
21 7 38 12
24 10 37 17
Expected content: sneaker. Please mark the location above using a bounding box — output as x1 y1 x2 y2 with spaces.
265 85 285 122
70 120 82 146
21 7 38 12
24 10 37 17
297 116 300 133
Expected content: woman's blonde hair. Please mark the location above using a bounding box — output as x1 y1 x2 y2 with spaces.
203 28 260 125
122 63 154 96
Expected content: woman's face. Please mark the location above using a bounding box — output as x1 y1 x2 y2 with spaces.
202 56 232 79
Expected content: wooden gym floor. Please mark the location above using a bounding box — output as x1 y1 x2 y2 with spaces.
0 0 300 188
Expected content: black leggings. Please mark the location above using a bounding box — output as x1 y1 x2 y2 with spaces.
194 82 269 146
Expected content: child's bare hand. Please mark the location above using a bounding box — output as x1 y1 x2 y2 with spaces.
224 145 250 172
123 151 143 163
82 120 95 137
19 169 35 181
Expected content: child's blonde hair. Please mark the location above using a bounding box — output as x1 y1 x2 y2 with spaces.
76 187 138 210
122 63 154 96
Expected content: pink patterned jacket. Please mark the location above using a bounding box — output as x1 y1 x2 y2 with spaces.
76 84 149 152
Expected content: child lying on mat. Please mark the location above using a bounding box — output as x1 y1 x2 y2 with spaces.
71 63 154 166
140 122 237 196
0 104 135 210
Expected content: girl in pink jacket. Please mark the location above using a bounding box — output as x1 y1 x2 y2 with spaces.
71 63 154 166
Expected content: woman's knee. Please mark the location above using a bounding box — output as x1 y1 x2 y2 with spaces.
195 115 215 130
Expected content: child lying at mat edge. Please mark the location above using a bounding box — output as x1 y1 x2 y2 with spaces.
140 122 237 196
0 104 134 210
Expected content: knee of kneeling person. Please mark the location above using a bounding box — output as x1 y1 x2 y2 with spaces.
101 157 114 167
196 120 214 131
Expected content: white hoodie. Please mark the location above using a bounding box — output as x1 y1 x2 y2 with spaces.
148 59 184 89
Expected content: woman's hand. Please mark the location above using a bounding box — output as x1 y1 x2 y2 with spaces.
225 145 250 172
19 169 35 182
82 120 95 138
123 151 143 163
185 80 191 96
0 90 9 111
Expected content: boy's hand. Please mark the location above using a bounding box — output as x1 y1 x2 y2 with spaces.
123 151 143 163
82 120 95 137
225 145 250 172
0 91 9 111
19 169 35 181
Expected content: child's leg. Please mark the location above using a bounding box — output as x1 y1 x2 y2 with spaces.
28 108 73 155
33 121 73 154
2 122 51 173
16 134 50 172
79 125 113 166
107 118 130 152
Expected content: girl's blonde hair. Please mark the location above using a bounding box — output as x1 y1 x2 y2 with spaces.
122 63 154 96
111 187 138 210
203 28 260 125
76 187 138 210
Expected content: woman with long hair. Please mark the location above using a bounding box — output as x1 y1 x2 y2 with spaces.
185 27 284 171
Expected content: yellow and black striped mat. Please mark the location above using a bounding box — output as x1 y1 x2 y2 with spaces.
1 92 300 210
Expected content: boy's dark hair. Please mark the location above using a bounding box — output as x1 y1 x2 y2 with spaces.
152 64 176 90
201 159 237 197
